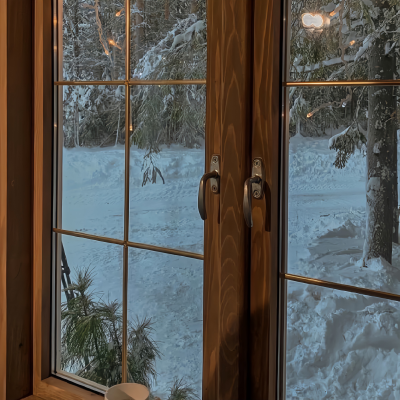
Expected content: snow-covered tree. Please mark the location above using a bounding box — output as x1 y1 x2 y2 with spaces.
290 0 400 262
63 0 206 184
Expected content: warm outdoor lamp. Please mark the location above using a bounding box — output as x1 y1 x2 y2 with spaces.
302 13 324 29
301 13 325 36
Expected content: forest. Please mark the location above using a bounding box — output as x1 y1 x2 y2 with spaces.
62 0 206 185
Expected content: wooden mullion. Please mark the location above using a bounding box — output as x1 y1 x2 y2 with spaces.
249 0 282 398
203 0 253 399
0 0 7 398
34 0 45 394
202 0 222 397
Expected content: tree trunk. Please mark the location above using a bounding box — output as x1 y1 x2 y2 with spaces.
135 0 144 62
165 0 170 20
73 1 80 79
115 107 121 146
296 118 301 137
190 0 198 14
394 127 399 243
364 0 397 263
74 102 79 148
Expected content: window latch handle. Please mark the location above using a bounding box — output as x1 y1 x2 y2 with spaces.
243 158 265 228
198 155 220 220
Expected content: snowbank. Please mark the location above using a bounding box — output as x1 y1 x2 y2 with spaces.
287 134 400 399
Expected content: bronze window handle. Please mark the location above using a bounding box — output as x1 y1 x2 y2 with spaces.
243 158 265 228
198 155 220 220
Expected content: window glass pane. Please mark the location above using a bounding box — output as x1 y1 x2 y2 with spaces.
129 85 205 254
286 280 400 398
288 0 400 82
288 85 400 294
130 0 207 80
59 234 123 387
61 85 125 239
62 0 126 81
128 249 203 398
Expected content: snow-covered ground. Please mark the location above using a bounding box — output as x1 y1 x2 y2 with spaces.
287 133 400 399
61 133 400 399
62 144 204 397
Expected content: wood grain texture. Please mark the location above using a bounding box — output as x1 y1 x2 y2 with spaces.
22 396 44 400
42 0 54 380
0 1 7 399
203 0 222 397
250 0 282 398
203 0 253 399
34 0 44 394
37 378 103 400
7 0 34 398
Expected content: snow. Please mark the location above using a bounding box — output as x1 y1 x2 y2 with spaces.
295 55 356 73
288 134 400 398
61 132 400 399
320 2 337 13
62 144 204 397
328 127 350 148
132 15 206 80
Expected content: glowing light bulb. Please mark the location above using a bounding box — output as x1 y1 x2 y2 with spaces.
349 40 355 45
116 8 124 16
307 112 312 118
130 124 133 131
302 13 324 29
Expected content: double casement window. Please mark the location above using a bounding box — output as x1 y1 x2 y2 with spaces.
34 0 400 398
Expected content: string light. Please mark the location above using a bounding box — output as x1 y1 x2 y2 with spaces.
116 8 124 17
108 39 122 50
307 112 313 118
349 40 355 45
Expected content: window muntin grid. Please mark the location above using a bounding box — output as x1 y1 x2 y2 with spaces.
53 0 206 393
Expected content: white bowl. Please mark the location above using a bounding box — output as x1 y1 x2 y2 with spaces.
105 383 150 400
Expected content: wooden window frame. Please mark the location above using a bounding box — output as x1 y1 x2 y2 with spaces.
0 0 7 397
30 0 283 400
33 1 105 399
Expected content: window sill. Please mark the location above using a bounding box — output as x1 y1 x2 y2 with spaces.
34 377 104 400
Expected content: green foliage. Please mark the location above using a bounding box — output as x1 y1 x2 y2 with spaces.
61 267 159 388
167 378 198 400
128 318 160 387
328 125 366 168
61 267 197 398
